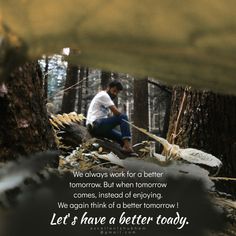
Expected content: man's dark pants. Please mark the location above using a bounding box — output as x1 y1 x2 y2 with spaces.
91 114 131 146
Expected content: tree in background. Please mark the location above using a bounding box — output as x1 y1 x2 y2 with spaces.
83 68 89 116
77 67 85 114
167 87 236 176
148 79 172 138
132 78 149 144
61 64 78 113
39 54 67 113
162 88 172 138
101 70 111 90
0 61 56 160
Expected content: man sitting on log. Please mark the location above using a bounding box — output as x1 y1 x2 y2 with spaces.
86 80 138 157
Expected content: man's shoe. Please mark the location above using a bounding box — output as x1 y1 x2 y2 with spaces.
127 152 139 157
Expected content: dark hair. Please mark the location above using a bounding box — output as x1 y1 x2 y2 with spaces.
108 80 123 91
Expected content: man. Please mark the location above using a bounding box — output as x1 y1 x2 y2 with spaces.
86 80 137 156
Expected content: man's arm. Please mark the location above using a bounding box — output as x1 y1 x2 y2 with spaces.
109 105 121 116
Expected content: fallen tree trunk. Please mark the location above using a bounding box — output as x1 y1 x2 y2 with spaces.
49 112 129 159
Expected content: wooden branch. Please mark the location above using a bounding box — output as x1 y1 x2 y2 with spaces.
171 87 188 144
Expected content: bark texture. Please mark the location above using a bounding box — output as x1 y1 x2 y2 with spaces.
167 87 236 176
61 64 78 113
101 70 111 90
0 61 56 161
77 67 84 114
132 78 149 144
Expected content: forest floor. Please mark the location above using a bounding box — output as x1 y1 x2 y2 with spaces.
57 140 236 236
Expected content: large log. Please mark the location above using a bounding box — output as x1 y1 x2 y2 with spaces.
49 113 129 159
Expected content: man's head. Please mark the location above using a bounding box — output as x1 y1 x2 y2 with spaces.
107 80 123 100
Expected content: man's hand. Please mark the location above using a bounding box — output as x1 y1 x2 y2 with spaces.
109 105 121 116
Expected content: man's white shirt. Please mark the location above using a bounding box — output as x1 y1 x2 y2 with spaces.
86 91 114 125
